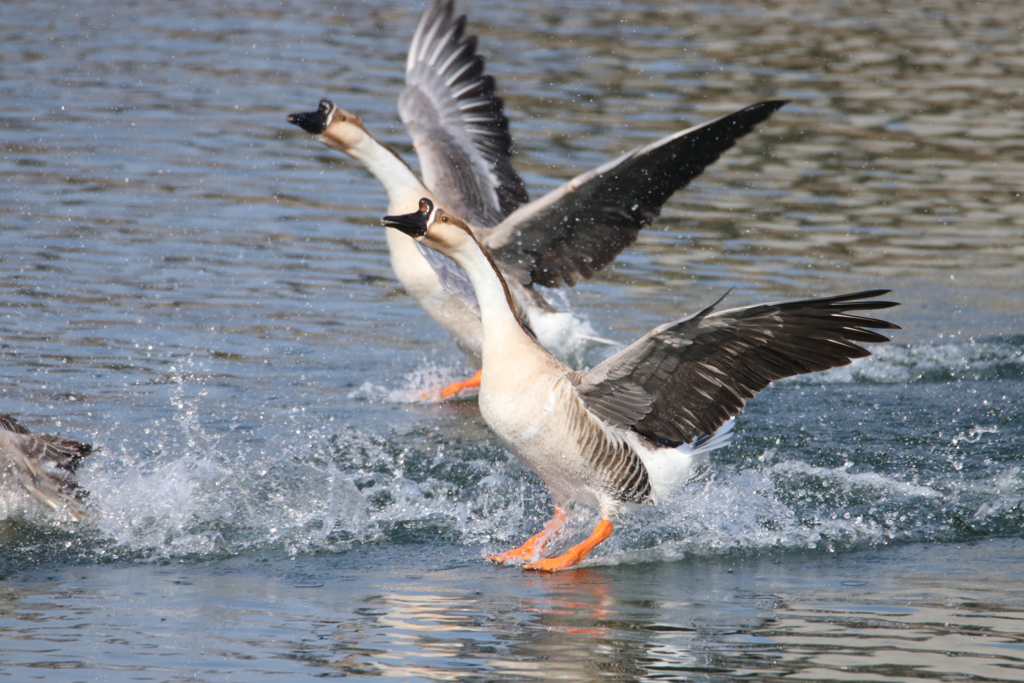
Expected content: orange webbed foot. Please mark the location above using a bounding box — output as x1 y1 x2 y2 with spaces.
487 546 536 564
488 509 567 564
524 519 613 572
424 369 482 402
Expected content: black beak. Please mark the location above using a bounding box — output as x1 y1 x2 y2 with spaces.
381 203 431 238
287 99 333 134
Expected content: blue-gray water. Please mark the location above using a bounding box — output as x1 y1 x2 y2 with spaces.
2 0 1023 680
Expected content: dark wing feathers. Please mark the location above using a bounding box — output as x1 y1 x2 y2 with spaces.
401 0 528 227
403 4 785 293
0 413 92 468
574 290 899 446
1 413 93 508
0 413 30 435
483 100 787 288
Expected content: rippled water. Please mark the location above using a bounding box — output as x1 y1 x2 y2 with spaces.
2 0 1022 680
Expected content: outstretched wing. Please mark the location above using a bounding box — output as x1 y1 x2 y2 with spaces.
483 100 787 287
1 413 93 512
572 290 900 446
400 0 528 227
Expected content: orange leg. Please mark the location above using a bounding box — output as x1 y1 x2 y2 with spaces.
488 509 567 564
524 519 613 572
429 369 482 402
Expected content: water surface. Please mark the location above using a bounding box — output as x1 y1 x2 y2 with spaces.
1 0 1022 680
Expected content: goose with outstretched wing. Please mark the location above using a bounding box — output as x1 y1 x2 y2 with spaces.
380 198 900 571
289 0 786 398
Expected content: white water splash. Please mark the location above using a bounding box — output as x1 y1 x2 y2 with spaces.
13 337 1023 565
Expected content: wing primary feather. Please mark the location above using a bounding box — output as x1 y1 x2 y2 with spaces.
483 101 787 288
575 290 899 445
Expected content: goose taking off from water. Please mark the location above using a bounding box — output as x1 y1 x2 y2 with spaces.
0 413 93 521
381 199 900 571
288 0 786 399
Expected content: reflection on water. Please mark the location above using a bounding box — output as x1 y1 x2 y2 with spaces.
3 542 1021 681
319 543 1024 682
764 603 1024 681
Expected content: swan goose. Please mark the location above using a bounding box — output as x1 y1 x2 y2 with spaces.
1 413 93 521
288 0 787 399
382 198 900 571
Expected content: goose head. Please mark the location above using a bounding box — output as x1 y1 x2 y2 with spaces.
287 99 368 152
381 198 475 255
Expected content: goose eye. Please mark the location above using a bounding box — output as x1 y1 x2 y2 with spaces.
441 216 449 223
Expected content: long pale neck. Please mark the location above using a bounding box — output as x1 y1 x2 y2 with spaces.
334 132 441 292
449 237 541 360
339 134 430 215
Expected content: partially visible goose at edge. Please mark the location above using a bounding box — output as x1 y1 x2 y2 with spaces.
381 199 900 571
288 0 787 400
1 413 93 521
